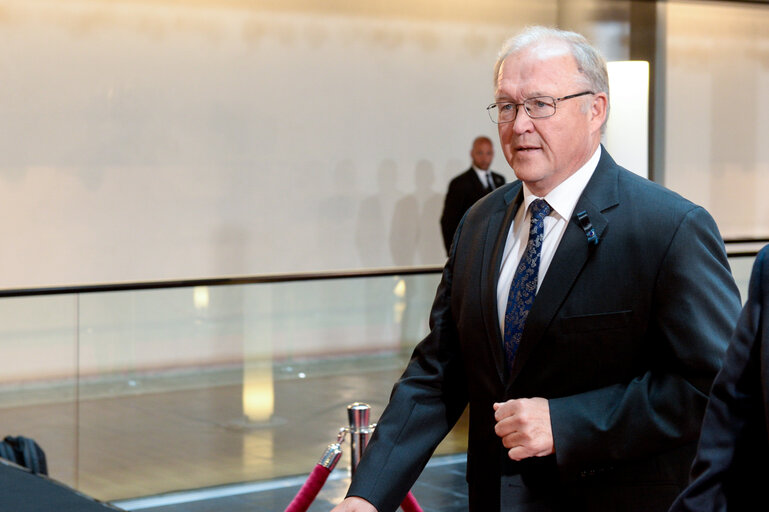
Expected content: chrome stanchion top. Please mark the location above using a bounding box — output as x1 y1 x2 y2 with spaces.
347 402 370 428
347 402 373 474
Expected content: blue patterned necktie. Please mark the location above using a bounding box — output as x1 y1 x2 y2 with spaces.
503 199 551 371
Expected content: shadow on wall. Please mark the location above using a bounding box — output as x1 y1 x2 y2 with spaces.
355 159 445 268
416 160 445 265
355 159 398 268
389 159 445 266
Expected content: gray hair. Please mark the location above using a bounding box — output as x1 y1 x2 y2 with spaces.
494 26 609 127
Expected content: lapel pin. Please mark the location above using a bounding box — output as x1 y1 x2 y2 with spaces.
576 210 599 246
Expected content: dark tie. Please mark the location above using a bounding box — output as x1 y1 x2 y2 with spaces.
503 199 551 371
486 173 494 192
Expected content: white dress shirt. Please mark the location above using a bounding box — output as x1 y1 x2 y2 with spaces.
496 146 602 332
473 166 496 190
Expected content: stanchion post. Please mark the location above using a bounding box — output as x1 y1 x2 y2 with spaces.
347 402 371 474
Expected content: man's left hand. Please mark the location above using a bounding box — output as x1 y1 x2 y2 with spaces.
493 397 554 461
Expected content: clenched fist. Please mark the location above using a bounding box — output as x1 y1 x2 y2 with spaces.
493 397 554 461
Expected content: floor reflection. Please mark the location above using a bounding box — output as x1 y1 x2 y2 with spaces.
0 354 469 502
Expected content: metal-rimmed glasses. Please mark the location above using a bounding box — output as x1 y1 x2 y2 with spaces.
486 91 594 124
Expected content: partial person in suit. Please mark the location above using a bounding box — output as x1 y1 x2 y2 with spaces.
331 26 741 512
440 136 506 254
669 244 769 512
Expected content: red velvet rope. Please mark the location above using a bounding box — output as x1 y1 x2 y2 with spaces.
400 491 423 512
284 464 331 512
283 465 424 512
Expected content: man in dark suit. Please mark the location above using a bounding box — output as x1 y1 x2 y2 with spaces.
440 136 506 254
331 26 740 512
669 245 769 512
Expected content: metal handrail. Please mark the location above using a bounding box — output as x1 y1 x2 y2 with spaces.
0 238 765 298
0 265 444 298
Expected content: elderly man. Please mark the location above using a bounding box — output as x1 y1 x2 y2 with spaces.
332 26 740 512
440 136 505 254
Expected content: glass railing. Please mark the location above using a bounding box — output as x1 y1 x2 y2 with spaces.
0 240 764 504
0 270 446 502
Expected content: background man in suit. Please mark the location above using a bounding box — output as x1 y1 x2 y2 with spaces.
669 245 769 512
331 26 740 512
440 136 506 254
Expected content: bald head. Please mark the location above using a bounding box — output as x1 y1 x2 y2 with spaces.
471 136 494 170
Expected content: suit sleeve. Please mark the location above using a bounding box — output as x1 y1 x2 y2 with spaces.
346 218 470 512
549 206 742 467
669 247 769 512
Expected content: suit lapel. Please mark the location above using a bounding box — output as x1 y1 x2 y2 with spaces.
507 149 620 383
481 182 523 385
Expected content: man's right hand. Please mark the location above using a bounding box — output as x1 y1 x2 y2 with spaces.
330 496 378 512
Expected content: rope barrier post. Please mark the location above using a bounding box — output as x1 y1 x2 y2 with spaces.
344 402 423 512
284 402 422 512
347 402 371 475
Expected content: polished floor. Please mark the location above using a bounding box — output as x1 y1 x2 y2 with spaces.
0 352 469 509
115 454 468 512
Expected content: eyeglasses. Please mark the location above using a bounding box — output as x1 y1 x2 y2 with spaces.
486 91 594 124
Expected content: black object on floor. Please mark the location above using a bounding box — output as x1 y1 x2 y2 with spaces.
0 458 124 512
0 435 48 475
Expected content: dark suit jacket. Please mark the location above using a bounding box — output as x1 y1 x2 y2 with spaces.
348 148 741 512
440 168 506 253
669 245 769 512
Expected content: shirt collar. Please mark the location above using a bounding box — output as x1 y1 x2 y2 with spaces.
521 145 601 220
473 166 494 187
